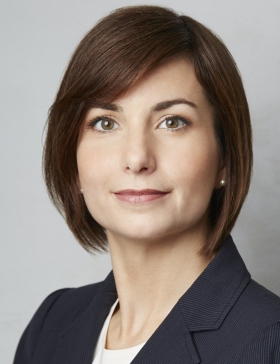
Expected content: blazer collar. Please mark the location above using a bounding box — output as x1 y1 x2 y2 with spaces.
178 235 251 331
55 236 251 364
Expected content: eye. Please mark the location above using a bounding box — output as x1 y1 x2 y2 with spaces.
158 116 190 130
89 116 119 132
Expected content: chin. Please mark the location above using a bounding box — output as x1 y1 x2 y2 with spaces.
106 220 195 246
106 222 172 244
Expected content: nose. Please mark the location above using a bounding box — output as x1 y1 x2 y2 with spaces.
122 130 156 174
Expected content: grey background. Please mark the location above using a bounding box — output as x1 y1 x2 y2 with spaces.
1 0 279 362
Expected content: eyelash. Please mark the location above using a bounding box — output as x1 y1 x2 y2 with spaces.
87 115 118 133
87 114 191 133
159 115 191 132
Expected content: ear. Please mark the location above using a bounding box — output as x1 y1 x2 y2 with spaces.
214 162 226 189
76 174 82 191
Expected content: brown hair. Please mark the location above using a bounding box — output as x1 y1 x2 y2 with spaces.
43 5 252 256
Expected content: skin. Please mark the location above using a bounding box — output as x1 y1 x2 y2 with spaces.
77 57 225 349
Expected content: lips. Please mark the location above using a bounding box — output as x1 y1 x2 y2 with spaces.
114 189 169 204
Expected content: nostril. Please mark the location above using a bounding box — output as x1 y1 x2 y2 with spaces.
126 166 148 172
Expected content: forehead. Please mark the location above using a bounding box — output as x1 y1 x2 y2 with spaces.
114 57 206 108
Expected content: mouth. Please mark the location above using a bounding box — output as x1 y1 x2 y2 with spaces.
114 189 170 204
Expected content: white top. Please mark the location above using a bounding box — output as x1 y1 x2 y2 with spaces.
92 299 146 364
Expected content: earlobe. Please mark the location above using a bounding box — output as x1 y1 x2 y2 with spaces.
76 175 83 193
215 166 226 189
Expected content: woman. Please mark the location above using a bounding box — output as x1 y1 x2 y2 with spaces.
14 5 280 364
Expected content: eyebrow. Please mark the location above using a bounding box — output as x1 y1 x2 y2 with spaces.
92 98 197 113
151 98 197 111
92 103 123 112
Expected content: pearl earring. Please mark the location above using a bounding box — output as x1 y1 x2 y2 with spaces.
220 179 226 186
80 188 83 193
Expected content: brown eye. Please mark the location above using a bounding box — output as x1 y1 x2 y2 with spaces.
101 119 115 130
90 117 119 131
158 116 189 130
166 117 179 128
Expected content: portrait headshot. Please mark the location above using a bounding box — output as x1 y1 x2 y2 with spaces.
1 0 279 363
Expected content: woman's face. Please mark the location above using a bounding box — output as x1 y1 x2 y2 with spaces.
77 57 224 245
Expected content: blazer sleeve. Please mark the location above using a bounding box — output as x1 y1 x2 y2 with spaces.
237 321 280 363
13 288 69 364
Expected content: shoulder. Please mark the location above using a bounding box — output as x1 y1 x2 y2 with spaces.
231 279 280 362
232 278 280 336
33 281 104 327
237 321 280 363
13 282 103 364
240 279 280 320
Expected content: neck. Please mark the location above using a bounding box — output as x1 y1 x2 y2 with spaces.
106 229 213 348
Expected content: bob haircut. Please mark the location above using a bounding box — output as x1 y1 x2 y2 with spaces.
43 5 252 256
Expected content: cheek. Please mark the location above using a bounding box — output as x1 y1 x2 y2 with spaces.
76 142 115 225
174 142 220 223
193 146 219 184
77 141 116 189
167 135 219 187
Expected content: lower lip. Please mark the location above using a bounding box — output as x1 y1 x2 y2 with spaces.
114 193 169 204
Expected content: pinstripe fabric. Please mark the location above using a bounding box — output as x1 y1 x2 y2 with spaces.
237 321 280 363
14 236 280 364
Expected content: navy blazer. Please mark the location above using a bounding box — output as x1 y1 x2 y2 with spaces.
14 236 280 363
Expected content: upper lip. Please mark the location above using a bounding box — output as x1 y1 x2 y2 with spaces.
114 189 169 195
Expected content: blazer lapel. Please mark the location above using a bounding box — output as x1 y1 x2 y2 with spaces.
55 272 117 364
131 304 200 364
179 236 251 332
